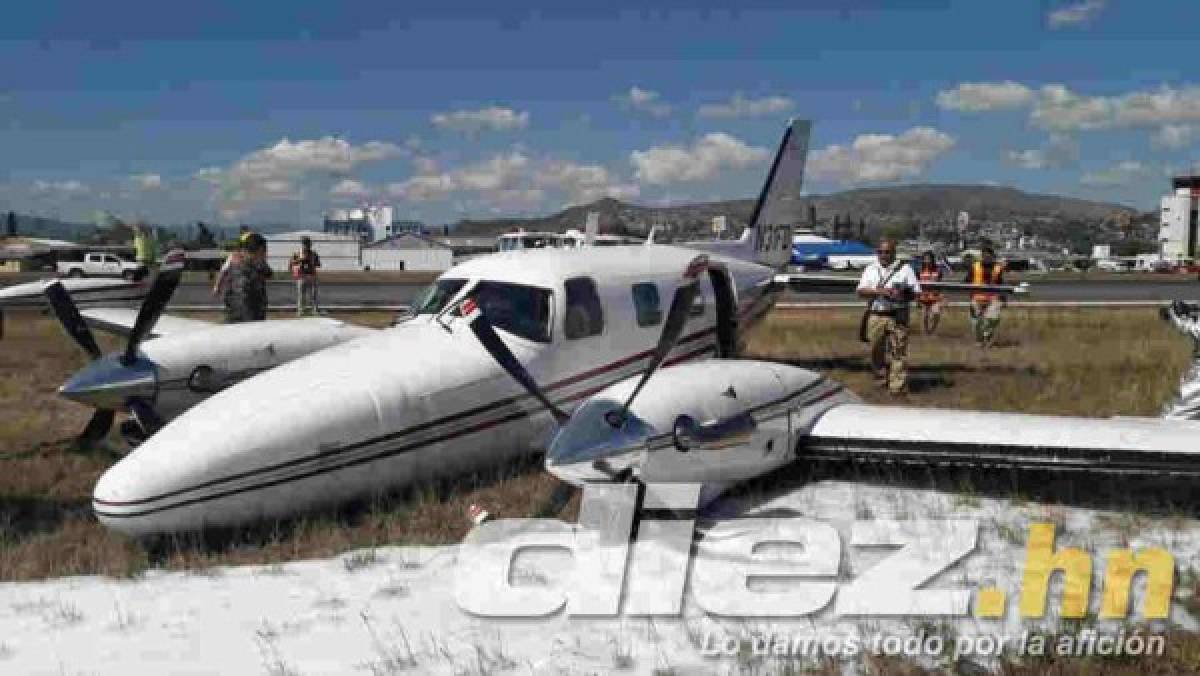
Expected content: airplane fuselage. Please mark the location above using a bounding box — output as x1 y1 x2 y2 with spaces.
92 245 783 534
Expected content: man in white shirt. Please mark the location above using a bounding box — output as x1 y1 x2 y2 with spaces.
856 238 921 395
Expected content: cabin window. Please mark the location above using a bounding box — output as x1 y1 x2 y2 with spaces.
414 278 467 315
631 282 662 327
564 277 604 340
471 281 553 343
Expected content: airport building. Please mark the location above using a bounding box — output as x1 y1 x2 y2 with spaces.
1160 175 1200 261
322 205 394 243
363 233 453 271
265 230 363 271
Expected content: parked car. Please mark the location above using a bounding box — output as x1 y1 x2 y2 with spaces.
1095 259 1132 273
56 252 147 279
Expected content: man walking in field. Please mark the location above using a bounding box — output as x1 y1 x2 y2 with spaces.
966 245 1006 348
857 238 921 395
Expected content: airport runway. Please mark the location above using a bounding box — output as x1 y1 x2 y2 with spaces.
156 277 1200 307
4 276 1199 309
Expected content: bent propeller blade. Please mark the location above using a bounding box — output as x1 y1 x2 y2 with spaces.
462 298 570 425
123 268 181 365
609 254 709 427
44 281 103 360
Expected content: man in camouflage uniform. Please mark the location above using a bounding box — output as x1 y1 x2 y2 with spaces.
213 233 273 322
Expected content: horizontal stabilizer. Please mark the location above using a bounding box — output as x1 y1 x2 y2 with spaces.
0 278 148 308
806 404 1200 474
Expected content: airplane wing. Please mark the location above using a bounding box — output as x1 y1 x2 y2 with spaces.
773 273 1029 296
805 404 1200 474
0 278 149 308
79 307 214 339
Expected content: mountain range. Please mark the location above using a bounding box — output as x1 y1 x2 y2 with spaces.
5 184 1148 243
450 184 1146 238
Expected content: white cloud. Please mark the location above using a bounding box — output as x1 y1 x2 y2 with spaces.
430 106 530 133
1004 135 1079 170
534 161 640 205
631 133 769 185
1047 0 1106 29
1032 84 1200 132
330 179 370 199
697 93 794 119
388 151 638 209
1152 124 1197 150
807 127 956 184
937 82 1200 140
616 86 672 118
934 82 1034 112
32 180 88 194
388 174 458 202
387 152 530 202
193 167 223 184
130 173 163 190
1080 160 1149 186
203 137 403 213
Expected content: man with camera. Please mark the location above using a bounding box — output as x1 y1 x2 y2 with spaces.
856 238 921 396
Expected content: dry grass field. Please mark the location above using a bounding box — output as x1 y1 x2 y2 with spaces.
1 305 1198 673
0 305 1191 581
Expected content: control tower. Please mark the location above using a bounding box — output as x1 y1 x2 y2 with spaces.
1160 176 1200 261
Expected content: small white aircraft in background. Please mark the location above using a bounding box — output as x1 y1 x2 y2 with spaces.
0 276 151 339
87 119 1033 536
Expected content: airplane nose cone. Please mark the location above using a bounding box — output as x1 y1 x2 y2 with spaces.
546 396 654 483
92 326 501 536
59 355 157 409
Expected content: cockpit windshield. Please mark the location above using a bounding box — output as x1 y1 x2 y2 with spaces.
416 277 552 343
469 281 553 343
414 278 467 315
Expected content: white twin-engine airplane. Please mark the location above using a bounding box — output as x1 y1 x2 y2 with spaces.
91 119 1039 536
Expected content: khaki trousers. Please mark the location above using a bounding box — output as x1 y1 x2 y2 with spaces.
867 314 909 393
970 298 1003 345
296 277 319 316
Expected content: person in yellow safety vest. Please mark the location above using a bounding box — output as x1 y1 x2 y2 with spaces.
965 244 1006 347
917 251 945 334
132 222 160 274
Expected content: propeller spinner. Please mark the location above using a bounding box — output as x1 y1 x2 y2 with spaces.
47 268 181 447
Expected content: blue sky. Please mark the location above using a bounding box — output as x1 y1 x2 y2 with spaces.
0 0 1196 227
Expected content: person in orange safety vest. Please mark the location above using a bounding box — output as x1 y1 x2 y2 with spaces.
917 251 945 334
964 245 1006 347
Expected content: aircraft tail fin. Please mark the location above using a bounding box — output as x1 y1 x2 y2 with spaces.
746 118 810 268
679 119 810 268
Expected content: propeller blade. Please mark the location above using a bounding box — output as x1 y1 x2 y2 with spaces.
123 268 181 365
462 298 570 425
127 398 164 437
44 281 103 360
78 408 115 445
608 255 709 427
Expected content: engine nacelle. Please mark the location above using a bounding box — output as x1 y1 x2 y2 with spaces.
545 360 858 489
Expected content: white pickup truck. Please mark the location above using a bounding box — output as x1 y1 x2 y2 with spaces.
56 252 147 280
